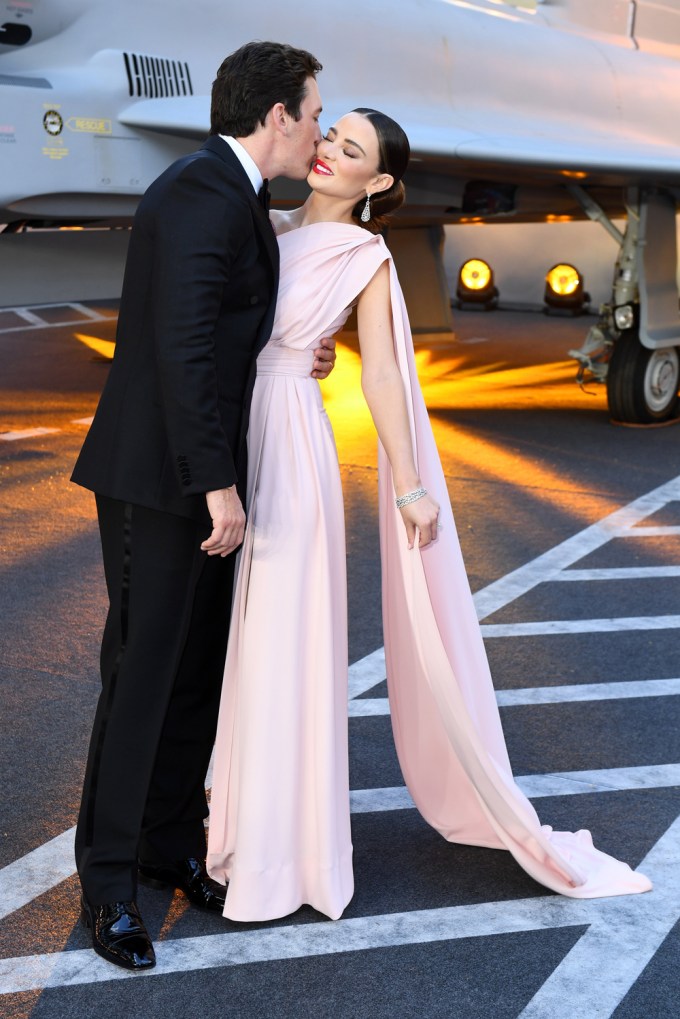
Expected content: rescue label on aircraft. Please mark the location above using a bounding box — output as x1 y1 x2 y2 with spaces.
66 117 112 135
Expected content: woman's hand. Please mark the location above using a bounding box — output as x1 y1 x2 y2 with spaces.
399 493 440 549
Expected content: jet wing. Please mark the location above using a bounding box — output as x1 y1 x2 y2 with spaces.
118 97 680 188
118 96 210 139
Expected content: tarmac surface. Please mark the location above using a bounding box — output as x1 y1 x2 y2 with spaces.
1 302 679 1018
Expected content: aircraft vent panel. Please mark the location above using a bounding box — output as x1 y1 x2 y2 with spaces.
123 53 193 99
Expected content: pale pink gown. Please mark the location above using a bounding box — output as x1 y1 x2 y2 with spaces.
206 222 651 923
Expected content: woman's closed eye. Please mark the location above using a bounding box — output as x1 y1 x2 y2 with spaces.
324 139 357 158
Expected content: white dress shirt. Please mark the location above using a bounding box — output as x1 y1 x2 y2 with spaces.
219 135 264 196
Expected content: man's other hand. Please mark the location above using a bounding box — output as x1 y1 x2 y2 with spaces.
201 486 246 556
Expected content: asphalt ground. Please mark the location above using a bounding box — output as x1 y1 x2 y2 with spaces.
1 303 680 1018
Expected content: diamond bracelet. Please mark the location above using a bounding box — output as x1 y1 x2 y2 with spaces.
395 487 427 509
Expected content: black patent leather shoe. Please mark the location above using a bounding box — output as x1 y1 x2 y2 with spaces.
80 898 156 971
138 856 227 912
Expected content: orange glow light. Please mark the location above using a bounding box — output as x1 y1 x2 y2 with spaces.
74 333 115 359
546 264 581 297
459 259 493 291
321 335 613 528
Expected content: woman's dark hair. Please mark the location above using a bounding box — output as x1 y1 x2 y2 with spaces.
350 108 410 233
211 41 322 137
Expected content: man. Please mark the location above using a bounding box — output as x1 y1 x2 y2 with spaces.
71 41 332 970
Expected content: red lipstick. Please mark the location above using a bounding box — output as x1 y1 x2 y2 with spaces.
312 159 333 176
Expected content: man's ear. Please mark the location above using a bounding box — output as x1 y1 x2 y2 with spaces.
269 102 290 135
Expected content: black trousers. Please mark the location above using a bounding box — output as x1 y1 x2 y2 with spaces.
75 495 235 905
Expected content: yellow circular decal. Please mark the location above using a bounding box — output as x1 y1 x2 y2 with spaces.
43 110 64 136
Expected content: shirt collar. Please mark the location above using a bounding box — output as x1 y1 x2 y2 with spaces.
219 135 264 195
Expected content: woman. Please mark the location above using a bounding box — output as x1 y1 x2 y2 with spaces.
206 109 651 921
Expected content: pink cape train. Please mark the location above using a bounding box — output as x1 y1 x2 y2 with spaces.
372 231 650 898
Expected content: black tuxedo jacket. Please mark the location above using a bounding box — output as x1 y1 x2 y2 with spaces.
72 136 279 522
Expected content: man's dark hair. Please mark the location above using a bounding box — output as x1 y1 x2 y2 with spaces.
211 41 322 137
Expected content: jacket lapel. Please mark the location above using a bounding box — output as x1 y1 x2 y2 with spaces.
200 136 279 280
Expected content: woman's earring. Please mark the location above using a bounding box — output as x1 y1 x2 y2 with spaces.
360 193 371 223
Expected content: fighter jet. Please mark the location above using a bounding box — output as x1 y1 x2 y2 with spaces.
1 0 679 423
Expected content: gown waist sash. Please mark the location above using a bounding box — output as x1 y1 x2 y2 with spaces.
257 346 315 378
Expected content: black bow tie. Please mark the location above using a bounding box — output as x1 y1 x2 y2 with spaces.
258 179 270 212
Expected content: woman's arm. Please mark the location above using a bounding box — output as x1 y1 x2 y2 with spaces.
356 261 440 549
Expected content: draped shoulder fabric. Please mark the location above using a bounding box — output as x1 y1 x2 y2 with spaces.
207 222 650 925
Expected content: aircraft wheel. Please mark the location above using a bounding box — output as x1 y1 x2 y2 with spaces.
606 329 680 423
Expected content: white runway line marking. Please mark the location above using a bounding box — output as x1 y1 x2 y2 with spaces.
350 786 416 813
616 525 680 537
3 814 678 999
0 898 591 995
515 763 680 798
0 829 76 922
518 815 680 1017
3 761 677 924
0 304 116 335
349 764 680 812
68 303 113 322
348 698 390 717
496 677 680 706
0 427 60 442
4 474 680 923
3 473 680 1000
348 646 386 699
472 474 680 621
11 308 47 326
348 678 680 715
555 566 680 581
347 473 680 698
480 615 680 637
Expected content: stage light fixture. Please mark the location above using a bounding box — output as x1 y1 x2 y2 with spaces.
455 258 498 309
544 263 589 315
